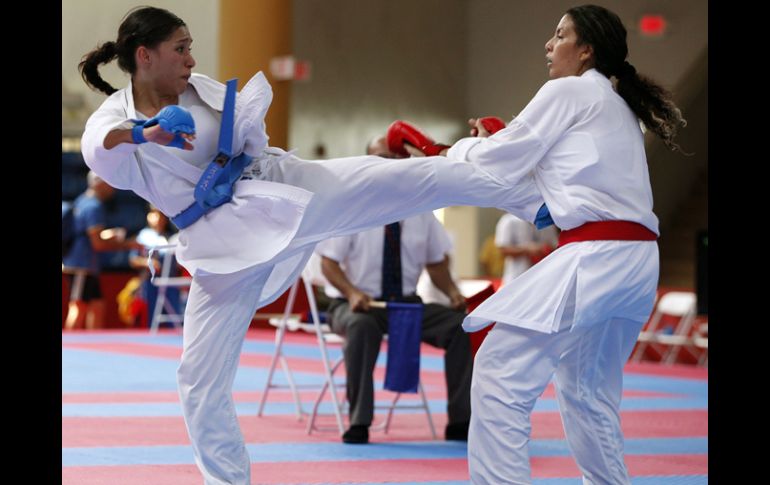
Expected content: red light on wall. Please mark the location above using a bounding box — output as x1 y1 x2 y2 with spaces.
294 60 312 82
639 14 667 37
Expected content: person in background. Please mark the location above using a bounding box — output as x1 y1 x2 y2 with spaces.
495 212 559 286
63 171 142 329
127 205 181 327
316 135 472 445
478 233 505 279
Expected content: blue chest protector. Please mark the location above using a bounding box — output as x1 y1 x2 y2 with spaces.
168 78 253 229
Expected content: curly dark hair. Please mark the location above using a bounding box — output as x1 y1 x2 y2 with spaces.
567 5 688 153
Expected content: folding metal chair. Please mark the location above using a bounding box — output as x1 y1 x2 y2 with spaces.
692 322 708 367
656 300 701 365
631 291 697 363
257 273 347 433
148 244 191 334
305 300 436 439
258 256 436 438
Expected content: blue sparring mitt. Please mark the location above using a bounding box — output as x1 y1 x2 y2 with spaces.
132 105 196 149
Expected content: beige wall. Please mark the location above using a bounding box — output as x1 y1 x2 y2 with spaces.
289 0 476 273
288 0 468 160
467 0 708 117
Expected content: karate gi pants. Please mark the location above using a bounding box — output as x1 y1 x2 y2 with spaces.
468 317 645 485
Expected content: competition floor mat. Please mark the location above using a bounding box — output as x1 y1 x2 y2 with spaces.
63 328 707 484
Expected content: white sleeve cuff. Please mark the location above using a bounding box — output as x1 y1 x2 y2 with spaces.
446 136 482 161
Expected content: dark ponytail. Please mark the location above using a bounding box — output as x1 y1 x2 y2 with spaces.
568 5 688 153
78 6 186 96
79 41 120 95
615 65 688 153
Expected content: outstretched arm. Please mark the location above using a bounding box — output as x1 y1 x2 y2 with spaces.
103 124 194 150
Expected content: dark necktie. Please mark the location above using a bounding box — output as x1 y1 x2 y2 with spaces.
381 222 403 301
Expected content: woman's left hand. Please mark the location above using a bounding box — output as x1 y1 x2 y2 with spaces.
143 124 196 150
468 118 492 138
404 144 426 157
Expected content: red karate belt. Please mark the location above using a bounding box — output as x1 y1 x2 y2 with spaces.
558 221 657 248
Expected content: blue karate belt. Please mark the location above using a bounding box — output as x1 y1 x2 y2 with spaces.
172 78 253 230
383 302 424 394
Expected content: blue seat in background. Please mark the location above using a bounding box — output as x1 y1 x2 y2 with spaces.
62 151 88 201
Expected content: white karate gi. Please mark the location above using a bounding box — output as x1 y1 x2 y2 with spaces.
447 69 660 484
81 71 538 485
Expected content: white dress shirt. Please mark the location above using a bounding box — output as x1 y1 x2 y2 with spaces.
316 213 451 299
495 213 559 286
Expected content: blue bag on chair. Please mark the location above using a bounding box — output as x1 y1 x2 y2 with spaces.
384 302 423 393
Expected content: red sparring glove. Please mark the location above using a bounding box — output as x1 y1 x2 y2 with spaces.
479 116 506 134
387 120 450 157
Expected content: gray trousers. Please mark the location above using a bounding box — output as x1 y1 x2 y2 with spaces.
328 298 472 427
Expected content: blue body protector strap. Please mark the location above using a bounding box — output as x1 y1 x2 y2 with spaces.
172 78 252 230
534 203 555 230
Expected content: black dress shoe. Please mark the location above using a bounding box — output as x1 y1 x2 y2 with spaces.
445 421 469 441
342 424 369 444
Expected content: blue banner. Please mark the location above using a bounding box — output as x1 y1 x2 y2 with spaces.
384 302 423 393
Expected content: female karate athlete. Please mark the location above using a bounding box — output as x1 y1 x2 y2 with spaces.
403 5 687 484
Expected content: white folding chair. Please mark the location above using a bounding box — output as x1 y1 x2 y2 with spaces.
257 250 345 425
656 299 701 365
692 322 708 367
305 301 436 439
148 244 191 334
257 272 347 433
258 256 436 438
631 291 697 363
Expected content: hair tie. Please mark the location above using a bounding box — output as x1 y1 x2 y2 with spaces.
620 61 636 78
